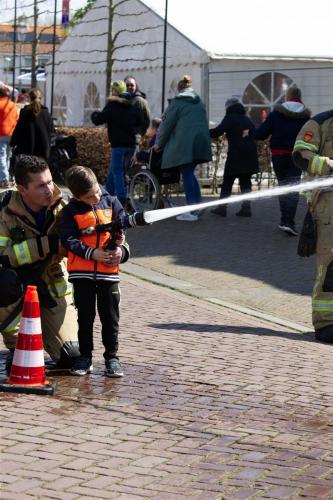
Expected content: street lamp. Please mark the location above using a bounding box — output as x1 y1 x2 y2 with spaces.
4 57 11 84
17 15 28 91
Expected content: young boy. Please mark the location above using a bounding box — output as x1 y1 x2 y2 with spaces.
61 166 130 377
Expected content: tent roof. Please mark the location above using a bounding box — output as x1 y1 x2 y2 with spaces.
142 0 333 59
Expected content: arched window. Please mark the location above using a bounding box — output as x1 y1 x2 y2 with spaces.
53 93 67 126
83 82 100 125
243 72 294 125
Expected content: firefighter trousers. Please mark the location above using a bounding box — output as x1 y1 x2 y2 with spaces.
1 294 79 362
312 190 333 332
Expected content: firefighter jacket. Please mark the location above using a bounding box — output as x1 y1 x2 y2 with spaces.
293 110 333 178
60 188 130 282
0 186 72 333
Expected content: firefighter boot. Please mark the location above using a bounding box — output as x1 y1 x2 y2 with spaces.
315 325 333 343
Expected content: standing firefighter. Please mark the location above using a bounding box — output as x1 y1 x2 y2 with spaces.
293 110 333 343
0 155 80 371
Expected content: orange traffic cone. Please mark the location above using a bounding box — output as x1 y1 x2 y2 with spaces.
0 285 56 395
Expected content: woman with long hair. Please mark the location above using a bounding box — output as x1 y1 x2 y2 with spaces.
10 88 54 161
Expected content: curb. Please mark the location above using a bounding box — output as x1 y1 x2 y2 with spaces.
123 261 311 334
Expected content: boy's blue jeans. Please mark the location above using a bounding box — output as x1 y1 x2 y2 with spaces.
180 162 202 205
106 146 135 205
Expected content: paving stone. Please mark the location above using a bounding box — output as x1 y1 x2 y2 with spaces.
1 268 333 498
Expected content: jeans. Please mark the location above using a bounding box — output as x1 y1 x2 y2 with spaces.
272 154 302 225
0 136 11 182
106 146 135 205
180 162 201 205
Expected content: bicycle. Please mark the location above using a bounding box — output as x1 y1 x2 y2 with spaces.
127 149 181 212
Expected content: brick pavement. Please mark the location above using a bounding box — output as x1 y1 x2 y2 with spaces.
126 195 315 329
1 274 333 499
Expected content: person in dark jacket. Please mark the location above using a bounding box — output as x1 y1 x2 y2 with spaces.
124 75 151 136
10 88 54 161
255 85 311 235
61 166 130 377
91 80 141 206
210 97 259 217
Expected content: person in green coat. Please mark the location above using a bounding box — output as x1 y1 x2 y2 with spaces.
154 75 212 221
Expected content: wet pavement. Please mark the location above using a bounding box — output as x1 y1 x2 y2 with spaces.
1 274 333 499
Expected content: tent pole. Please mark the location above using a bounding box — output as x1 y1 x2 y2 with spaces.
12 0 17 96
50 0 57 115
161 0 168 114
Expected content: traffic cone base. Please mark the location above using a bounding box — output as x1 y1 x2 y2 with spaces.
1 285 57 396
0 380 57 395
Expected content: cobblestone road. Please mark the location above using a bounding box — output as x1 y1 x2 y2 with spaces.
1 275 333 499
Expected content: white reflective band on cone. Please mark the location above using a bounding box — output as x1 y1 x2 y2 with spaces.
19 317 42 335
12 349 45 368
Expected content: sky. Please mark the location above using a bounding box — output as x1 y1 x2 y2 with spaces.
2 0 333 58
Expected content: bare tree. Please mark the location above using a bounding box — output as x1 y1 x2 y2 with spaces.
68 0 164 98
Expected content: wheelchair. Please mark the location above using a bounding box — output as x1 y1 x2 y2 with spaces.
127 149 180 212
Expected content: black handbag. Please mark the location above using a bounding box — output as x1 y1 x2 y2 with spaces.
297 208 317 257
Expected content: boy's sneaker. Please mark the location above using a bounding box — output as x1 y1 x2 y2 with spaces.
105 358 124 378
70 356 93 376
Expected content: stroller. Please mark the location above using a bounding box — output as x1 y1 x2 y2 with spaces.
49 135 78 184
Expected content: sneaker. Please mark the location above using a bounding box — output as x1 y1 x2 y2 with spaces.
176 212 198 222
211 206 227 217
278 223 298 236
70 356 93 376
105 358 124 378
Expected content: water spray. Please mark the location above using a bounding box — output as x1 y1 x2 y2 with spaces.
143 175 333 224
81 176 333 237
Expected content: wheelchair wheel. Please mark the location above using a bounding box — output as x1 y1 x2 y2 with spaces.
129 169 161 211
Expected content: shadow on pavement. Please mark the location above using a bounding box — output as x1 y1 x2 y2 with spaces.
127 196 315 296
149 322 315 342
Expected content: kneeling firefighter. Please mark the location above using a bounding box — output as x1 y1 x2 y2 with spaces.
293 109 333 342
0 155 80 371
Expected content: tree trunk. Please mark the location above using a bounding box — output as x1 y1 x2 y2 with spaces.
105 0 114 98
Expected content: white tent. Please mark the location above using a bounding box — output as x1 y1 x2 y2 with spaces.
46 0 333 127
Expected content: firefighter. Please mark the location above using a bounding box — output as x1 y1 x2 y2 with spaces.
0 155 80 371
293 109 333 342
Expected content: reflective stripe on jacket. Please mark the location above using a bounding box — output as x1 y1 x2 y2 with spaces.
0 187 72 331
